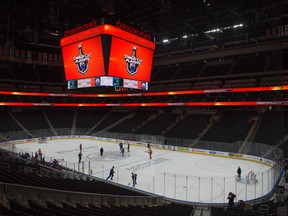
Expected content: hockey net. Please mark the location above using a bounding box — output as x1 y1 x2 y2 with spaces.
38 137 47 143
246 171 257 184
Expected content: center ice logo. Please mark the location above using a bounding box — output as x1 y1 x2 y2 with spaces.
124 46 143 76
73 44 91 75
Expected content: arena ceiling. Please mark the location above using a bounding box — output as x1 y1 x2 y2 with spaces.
0 0 287 49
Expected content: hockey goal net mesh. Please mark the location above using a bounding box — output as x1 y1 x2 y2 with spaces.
38 137 47 143
246 171 257 184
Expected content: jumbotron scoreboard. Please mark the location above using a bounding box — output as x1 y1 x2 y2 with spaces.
61 20 155 90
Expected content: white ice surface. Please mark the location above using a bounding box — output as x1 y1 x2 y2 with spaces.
15 138 273 204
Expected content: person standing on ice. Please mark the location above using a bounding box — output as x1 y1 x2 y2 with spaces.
134 173 137 185
149 148 152 160
106 166 115 180
100 147 104 156
78 152 82 163
237 166 241 179
131 172 137 187
79 144 82 153
119 142 123 151
147 143 150 149
131 173 135 187
127 142 130 153
121 147 125 157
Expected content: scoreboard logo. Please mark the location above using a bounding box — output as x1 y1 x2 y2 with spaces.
124 46 143 76
73 44 91 75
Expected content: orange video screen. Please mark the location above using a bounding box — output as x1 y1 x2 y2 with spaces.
108 37 154 82
61 36 105 81
61 24 155 88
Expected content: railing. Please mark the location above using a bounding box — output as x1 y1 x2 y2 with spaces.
56 160 282 204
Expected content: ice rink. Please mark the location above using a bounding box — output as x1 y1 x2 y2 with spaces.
14 138 274 204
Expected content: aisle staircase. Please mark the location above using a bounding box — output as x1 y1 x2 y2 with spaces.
86 111 111 135
93 113 135 136
8 111 33 138
192 206 211 216
71 108 77 135
238 112 263 154
42 110 58 136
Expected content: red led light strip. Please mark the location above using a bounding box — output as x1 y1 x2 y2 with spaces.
0 101 287 107
0 85 287 98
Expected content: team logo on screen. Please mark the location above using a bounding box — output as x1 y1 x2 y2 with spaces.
124 46 143 76
73 44 91 75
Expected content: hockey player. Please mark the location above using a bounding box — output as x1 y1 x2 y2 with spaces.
131 173 135 187
127 142 130 153
79 144 82 153
149 148 152 160
78 152 82 163
134 173 137 185
237 166 241 179
131 172 137 187
121 147 125 157
106 166 115 180
119 142 123 151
